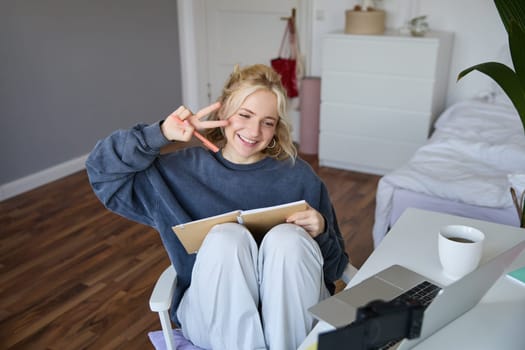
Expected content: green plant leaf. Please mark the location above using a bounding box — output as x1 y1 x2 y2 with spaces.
494 0 525 35
509 21 525 88
458 62 525 130
457 0 525 134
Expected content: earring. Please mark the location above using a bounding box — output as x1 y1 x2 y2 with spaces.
267 138 277 149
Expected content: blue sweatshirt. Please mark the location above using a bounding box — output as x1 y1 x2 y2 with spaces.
86 122 349 317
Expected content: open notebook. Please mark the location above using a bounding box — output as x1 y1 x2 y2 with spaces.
172 200 308 253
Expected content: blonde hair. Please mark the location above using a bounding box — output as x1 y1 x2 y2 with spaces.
204 64 297 161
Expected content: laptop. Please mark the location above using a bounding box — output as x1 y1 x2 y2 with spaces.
309 239 525 349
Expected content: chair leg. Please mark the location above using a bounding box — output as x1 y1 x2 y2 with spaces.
158 310 177 350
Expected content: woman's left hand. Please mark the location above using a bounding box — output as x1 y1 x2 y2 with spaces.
286 205 326 238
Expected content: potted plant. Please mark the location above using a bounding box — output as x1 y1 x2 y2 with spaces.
457 0 525 227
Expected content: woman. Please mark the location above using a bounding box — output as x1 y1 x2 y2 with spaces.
86 64 349 350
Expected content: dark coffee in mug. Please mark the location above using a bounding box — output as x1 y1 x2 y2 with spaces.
448 236 475 243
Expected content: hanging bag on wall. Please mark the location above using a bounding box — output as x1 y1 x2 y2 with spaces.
271 18 300 98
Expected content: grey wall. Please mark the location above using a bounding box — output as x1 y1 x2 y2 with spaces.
0 0 182 184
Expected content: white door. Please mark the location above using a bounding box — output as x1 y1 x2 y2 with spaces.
200 0 301 104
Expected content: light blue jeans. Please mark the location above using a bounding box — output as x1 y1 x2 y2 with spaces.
177 223 328 350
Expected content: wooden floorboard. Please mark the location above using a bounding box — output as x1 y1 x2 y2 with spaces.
0 153 380 349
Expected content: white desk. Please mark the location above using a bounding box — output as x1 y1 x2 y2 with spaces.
299 208 525 350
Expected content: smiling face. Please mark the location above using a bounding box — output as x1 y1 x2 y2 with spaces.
222 89 279 164
204 64 297 162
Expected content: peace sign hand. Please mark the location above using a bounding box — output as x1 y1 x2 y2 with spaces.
161 102 228 143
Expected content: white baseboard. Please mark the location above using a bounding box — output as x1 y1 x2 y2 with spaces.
0 153 89 201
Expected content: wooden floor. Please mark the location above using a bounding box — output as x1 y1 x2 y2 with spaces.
0 153 380 349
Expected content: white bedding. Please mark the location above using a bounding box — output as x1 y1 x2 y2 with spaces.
372 99 525 247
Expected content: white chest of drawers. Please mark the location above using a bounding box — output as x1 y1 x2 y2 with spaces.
318 31 453 175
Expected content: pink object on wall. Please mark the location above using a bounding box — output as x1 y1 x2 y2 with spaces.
299 77 321 154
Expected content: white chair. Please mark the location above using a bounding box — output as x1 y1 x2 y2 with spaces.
148 263 358 350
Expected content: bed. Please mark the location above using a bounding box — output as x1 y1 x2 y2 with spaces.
372 97 525 247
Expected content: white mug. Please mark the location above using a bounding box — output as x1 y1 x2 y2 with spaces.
438 225 485 279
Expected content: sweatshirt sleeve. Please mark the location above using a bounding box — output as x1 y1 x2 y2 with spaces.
314 183 350 285
85 122 171 226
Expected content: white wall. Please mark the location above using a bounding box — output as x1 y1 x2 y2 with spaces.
0 0 182 200
310 0 508 107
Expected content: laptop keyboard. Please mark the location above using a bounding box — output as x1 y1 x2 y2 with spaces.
377 281 441 350
392 280 441 307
